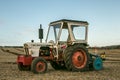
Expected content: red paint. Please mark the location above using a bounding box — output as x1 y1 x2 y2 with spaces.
17 55 33 65
36 62 45 72
72 49 87 68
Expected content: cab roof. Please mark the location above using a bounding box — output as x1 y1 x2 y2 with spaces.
50 19 89 25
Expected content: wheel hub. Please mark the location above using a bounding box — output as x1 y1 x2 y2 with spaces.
36 62 45 72
72 49 87 69
77 56 81 61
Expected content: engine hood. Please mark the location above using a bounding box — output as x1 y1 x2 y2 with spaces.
24 42 53 48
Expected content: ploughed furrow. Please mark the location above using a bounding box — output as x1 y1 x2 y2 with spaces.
106 58 120 61
0 62 16 64
0 48 17 63
1 48 21 56
15 48 24 52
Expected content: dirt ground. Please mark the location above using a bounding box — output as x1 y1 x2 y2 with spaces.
0 48 120 80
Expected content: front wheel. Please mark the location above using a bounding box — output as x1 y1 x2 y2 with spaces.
31 57 47 74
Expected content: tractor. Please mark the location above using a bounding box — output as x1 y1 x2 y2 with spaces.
17 19 103 73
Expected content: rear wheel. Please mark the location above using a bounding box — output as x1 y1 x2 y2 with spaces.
64 44 90 71
18 63 30 71
31 57 47 74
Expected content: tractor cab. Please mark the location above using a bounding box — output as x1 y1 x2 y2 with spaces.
46 19 88 46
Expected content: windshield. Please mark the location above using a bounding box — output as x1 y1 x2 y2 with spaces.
46 23 68 43
72 25 86 40
59 28 68 41
46 24 60 43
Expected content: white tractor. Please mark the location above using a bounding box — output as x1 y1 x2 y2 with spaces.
17 19 103 73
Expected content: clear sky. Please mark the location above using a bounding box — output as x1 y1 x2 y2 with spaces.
0 0 120 46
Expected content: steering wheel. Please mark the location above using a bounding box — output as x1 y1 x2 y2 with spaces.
48 40 54 44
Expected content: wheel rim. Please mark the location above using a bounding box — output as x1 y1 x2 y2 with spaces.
72 49 87 69
36 62 45 72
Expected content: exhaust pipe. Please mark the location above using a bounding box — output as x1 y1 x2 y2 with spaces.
39 24 43 43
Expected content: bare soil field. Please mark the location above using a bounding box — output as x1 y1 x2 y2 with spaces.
0 48 120 80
